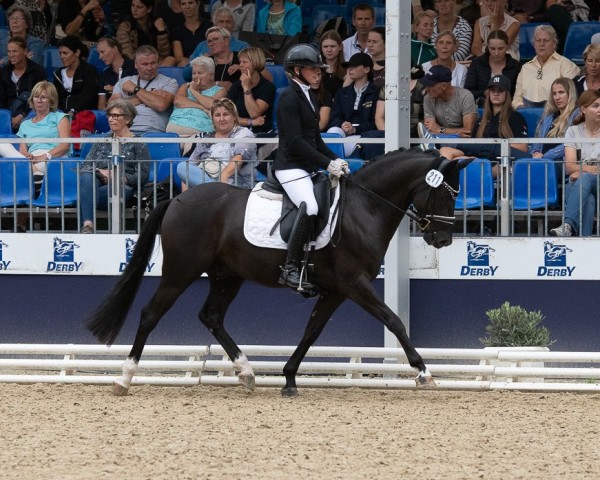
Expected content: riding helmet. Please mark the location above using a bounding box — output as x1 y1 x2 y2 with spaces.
284 44 328 71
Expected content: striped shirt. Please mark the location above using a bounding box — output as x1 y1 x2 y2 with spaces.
431 16 473 62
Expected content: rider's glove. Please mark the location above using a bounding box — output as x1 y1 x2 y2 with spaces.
327 159 350 177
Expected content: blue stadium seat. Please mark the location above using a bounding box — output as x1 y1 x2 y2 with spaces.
272 87 286 132
157 158 185 191
0 160 31 207
518 107 544 137
455 158 496 209
373 5 386 26
563 22 600 66
31 159 80 207
301 0 339 29
90 109 110 133
512 158 558 210
519 23 549 62
0 109 12 135
310 6 348 40
158 66 186 86
79 133 105 160
142 132 181 182
320 132 345 159
44 46 61 81
87 46 105 74
266 64 288 89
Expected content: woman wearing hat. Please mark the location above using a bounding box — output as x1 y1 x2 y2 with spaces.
440 74 528 176
273 44 348 292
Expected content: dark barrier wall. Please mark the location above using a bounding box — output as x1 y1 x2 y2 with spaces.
0 276 596 351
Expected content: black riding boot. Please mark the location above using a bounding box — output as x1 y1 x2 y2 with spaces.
279 203 316 291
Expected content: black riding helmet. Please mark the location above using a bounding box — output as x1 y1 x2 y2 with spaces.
284 44 328 84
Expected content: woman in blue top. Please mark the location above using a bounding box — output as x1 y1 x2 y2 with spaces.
256 0 302 36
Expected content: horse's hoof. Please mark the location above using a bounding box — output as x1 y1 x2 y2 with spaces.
415 374 437 389
238 373 256 391
280 386 298 398
112 381 129 396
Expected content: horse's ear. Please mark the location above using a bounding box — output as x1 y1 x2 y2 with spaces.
437 156 461 175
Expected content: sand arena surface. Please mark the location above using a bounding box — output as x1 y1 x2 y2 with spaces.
1 384 599 479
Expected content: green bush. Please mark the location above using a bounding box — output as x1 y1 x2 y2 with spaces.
480 302 555 348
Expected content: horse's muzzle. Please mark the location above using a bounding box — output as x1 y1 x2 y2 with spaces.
424 231 453 248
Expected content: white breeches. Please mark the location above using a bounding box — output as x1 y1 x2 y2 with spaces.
274 169 318 216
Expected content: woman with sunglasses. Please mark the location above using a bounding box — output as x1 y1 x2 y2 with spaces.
78 99 150 233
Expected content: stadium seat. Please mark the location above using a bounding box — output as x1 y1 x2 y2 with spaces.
31 159 80 207
310 6 348 41
519 23 549 62
0 160 31 207
157 157 185 191
87 46 105 74
300 0 339 30
90 109 110 133
272 87 286 132
454 158 496 209
158 66 186 86
373 5 386 26
265 64 288 89
79 133 105 160
0 109 12 135
320 132 345 159
142 132 181 182
518 107 544 137
44 46 61 81
512 158 558 210
563 22 600 66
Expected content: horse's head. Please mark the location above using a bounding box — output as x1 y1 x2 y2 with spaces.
411 156 472 249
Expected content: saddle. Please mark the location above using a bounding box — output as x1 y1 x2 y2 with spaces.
262 170 334 242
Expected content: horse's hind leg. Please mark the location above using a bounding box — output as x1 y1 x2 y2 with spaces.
281 292 346 397
199 274 254 390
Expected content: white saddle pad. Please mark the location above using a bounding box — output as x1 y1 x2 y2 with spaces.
244 182 341 250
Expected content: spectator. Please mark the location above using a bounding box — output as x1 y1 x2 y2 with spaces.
177 98 257 190
430 0 472 61
327 52 379 157
368 27 385 89
412 0 437 19
319 30 346 99
204 26 242 93
53 36 99 114
551 89 600 237
410 65 427 138
116 0 177 66
109 45 179 134
465 30 522 107
512 25 579 110
309 67 332 132
423 31 467 88
97 36 138 110
530 77 579 178
0 5 45 68
471 0 519 60
57 0 109 43
154 0 185 30
167 56 226 152
79 99 150 234
210 0 255 39
171 0 211 67
13 0 53 45
419 64 477 139
0 36 47 133
342 4 375 61
440 74 528 176
411 12 437 67
574 44 600 96
182 8 249 81
227 46 275 135
255 0 301 36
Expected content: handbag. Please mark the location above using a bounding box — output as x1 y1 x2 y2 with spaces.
202 158 221 179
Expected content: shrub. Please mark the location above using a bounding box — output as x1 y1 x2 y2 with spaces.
480 302 555 348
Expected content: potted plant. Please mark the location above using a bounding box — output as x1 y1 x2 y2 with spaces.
479 302 555 382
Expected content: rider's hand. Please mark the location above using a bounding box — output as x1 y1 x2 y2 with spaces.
327 159 349 177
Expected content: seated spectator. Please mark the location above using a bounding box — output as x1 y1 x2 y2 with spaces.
167 56 226 151
0 5 45 68
551 90 600 237
368 27 385 89
419 64 477 139
97 36 138 110
154 0 185 30
574 44 600 96
530 77 578 178
53 36 99 114
423 30 467 88
0 37 46 133
171 0 211 67
110 45 179 134
204 26 242 93
79 99 149 234
471 0 520 60
227 46 275 135
210 0 255 39
309 69 332 132
255 0 301 37
512 25 579 110
465 30 522 107
13 0 53 44
410 66 427 138
440 74 528 176
430 0 472 62
327 53 379 157
342 4 375 61
177 98 257 190
411 12 437 67
319 30 346 99
57 0 109 43
116 0 177 67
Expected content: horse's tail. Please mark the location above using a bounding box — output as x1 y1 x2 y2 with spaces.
86 199 173 345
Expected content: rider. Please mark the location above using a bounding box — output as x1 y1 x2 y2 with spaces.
273 44 349 292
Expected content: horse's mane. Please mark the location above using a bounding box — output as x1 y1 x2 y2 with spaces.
350 148 443 182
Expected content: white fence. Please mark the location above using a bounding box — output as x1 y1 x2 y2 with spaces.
1 344 600 392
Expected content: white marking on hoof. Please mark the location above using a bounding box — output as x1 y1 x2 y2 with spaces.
233 354 255 391
415 368 437 388
113 357 138 394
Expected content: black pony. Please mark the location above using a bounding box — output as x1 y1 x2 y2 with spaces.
87 148 466 397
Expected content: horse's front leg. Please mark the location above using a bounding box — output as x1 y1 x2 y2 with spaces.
282 292 346 397
347 276 436 388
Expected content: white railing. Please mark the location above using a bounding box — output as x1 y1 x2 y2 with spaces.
1 344 600 392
